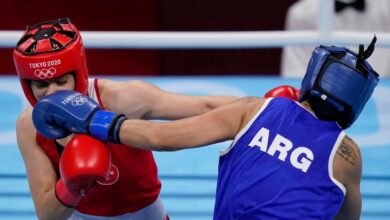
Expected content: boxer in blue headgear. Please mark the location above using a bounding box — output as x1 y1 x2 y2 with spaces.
300 36 379 128
32 39 379 220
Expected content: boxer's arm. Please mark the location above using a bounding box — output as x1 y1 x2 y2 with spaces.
16 108 72 220
334 136 362 220
119 97 264 151
32 84 299 143
98 79 238 120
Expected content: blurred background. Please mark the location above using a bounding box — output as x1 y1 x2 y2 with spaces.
0 0 389 219
0 0 297 76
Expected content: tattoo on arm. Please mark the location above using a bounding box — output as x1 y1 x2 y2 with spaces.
337 138 358 166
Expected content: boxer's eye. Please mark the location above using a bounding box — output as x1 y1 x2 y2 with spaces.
55 74 73 86
55 79 67 86
31 80 49 89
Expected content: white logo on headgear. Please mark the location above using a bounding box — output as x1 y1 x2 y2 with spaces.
34 67 56 79
71 96 88 106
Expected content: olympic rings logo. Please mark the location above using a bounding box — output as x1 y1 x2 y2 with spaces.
71 96 88 106
33 67 56 79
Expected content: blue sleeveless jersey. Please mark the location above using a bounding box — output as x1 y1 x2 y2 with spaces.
214 98 346 220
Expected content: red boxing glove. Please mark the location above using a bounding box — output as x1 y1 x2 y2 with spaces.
264 85 300 101
55 134 113 207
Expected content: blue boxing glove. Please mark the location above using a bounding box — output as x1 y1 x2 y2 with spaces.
32 90 126 143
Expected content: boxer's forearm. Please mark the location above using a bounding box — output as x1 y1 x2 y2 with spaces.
118 104 239 151
199 95 238 110
118 119 174 151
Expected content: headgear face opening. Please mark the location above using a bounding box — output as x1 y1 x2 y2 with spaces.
13 18 89 106
300 37 379 128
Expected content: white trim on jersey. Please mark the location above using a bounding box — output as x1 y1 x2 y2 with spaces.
219 98 273 156
295 101 318 118
328 131 347 195
88 78 98 102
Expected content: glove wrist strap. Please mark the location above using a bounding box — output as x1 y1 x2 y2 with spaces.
89 111 127 143
111 115 127 144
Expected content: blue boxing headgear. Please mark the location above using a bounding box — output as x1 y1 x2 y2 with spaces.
300 36 379 128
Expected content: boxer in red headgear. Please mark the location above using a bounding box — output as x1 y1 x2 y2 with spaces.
14 18 88 106
14 18 300 220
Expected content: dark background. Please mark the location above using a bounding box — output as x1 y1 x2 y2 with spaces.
0 0 297 76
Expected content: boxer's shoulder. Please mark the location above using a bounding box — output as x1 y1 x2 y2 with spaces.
16 107 38 151
17 106 34 132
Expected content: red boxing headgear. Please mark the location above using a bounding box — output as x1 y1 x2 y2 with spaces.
13 18 89 106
